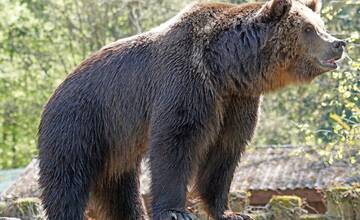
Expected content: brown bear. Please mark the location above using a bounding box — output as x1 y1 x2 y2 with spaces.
38 0 346 219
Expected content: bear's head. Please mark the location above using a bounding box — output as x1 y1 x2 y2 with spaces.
259 0 346 87
204 0 346 94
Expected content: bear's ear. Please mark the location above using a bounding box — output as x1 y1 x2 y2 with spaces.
257 0 292 22
299 0 322 14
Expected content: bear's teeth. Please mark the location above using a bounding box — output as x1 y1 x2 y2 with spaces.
327 59 336 64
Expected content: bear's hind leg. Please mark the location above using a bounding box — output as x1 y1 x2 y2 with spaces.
38 154 96 220
92 164 145 220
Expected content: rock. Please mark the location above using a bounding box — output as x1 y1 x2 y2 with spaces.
187 198 209 220
325 186 357 220
0 202 7 216
248 212 272 220
229 190 251 212
269 195 303 220
1 198 44 220
0 218 21 220
299 214 327 220
1 160 40 200
351 188 360 220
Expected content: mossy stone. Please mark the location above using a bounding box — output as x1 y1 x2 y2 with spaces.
350 188 360 220
269 195 302 220
326 187 357 220
249 212 272 220
229 190 251 212
300 214 327 220
4 198 43 220
0 202 7 216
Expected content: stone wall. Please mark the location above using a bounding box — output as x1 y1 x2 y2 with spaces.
1 187 359 220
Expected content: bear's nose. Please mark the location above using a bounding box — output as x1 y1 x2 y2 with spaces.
332 40 346 50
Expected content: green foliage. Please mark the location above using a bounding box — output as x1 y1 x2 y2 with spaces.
0 0 193 168
0 0 359 168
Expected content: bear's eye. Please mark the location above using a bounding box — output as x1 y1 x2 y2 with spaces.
305 26 313 33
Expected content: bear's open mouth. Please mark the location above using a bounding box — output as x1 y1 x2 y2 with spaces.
318 56 342 70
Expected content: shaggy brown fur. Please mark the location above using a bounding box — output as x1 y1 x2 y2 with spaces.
38 0 345 219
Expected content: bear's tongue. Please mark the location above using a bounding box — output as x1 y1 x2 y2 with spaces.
319 57 338 70
326 59 336 64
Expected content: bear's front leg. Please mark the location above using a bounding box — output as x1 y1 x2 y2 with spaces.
195 96 260 220
195 146 253 220
149 89 220 220
150 132 198 220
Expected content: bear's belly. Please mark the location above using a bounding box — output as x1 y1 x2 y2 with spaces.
101 123 150 179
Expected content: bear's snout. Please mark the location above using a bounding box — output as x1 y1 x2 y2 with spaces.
331 39 346 54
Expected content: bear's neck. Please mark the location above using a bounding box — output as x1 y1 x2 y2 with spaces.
205 22 277 96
